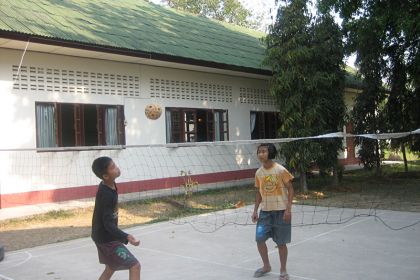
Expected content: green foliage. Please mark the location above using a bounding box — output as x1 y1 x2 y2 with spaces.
351 59 387 171
264 0 317 191
312 13 346 171
166 0 202 14
408 88 420 153
264 0 346 189
320 0 420 171
164 0 251 26
357 138 386 170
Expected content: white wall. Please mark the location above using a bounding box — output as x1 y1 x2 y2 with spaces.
0 48 274 196
0 48 275 148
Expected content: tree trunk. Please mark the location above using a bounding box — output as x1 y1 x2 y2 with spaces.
300 171 308 192
401 142 408 172
375 139 381 176
332 164 339 187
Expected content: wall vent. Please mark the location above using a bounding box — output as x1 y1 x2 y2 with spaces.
150 78 232 102
239 87 274 105
12 65 141 97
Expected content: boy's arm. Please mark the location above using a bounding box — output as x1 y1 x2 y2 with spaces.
102 196 129 244
252 189 262 223
283 180 294 222
127 234 140 246
252 174 261 223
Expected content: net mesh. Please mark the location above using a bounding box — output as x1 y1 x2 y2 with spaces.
1 133 419 232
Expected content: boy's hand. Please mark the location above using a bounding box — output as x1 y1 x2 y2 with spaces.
251 211 258 223
283 208 292 223
127 234 140 246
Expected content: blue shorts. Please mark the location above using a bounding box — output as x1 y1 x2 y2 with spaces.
256 210 291 246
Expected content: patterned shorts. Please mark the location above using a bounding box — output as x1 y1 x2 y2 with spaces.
255 210 291 246
95 241 139 271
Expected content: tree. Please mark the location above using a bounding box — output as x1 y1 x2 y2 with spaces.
320 0 420 173
165 0 201 14
349 14 388 175
386 38 411 171
407 50 420 155
264 0 314 192
264 0 345 191
162 0 251 27
311 13 346 185
380 0 419 171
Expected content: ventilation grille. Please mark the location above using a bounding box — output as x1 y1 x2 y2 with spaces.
12 65 140 97
150 78 232 102
239 87 274 105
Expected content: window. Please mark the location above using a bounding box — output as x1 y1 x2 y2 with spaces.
250 111 279 139
35 102 125 148
166 108 228 143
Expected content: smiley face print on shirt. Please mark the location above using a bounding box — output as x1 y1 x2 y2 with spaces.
262 174 280 194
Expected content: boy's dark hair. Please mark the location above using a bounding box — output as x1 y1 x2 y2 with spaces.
92 156 113 179
257 143 277 159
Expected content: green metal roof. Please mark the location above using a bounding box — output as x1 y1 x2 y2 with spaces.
0 0 268 72
345 66 363 89
0 0 362 86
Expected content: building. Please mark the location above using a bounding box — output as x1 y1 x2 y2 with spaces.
0 0 360 209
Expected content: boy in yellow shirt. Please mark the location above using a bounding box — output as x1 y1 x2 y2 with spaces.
252 144 294 280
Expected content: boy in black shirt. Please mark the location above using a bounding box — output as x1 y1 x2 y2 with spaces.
91 156 141 280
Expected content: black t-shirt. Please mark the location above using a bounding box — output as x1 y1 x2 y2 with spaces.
91 182 128 244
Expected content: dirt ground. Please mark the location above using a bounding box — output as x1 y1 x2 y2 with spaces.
1 172 419 252
0 187 255 251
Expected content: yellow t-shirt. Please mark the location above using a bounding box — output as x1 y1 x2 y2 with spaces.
255 162 294 211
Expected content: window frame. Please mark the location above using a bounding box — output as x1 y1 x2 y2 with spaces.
35 102 125 150
166 107 229 143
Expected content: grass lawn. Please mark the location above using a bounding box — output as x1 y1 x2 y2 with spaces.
294 161 420 211
1 161 419 251
384 148 419 161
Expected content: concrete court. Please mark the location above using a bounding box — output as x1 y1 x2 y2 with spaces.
0 205 419 280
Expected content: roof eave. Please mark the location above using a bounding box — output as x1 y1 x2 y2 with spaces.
0 30 272 77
